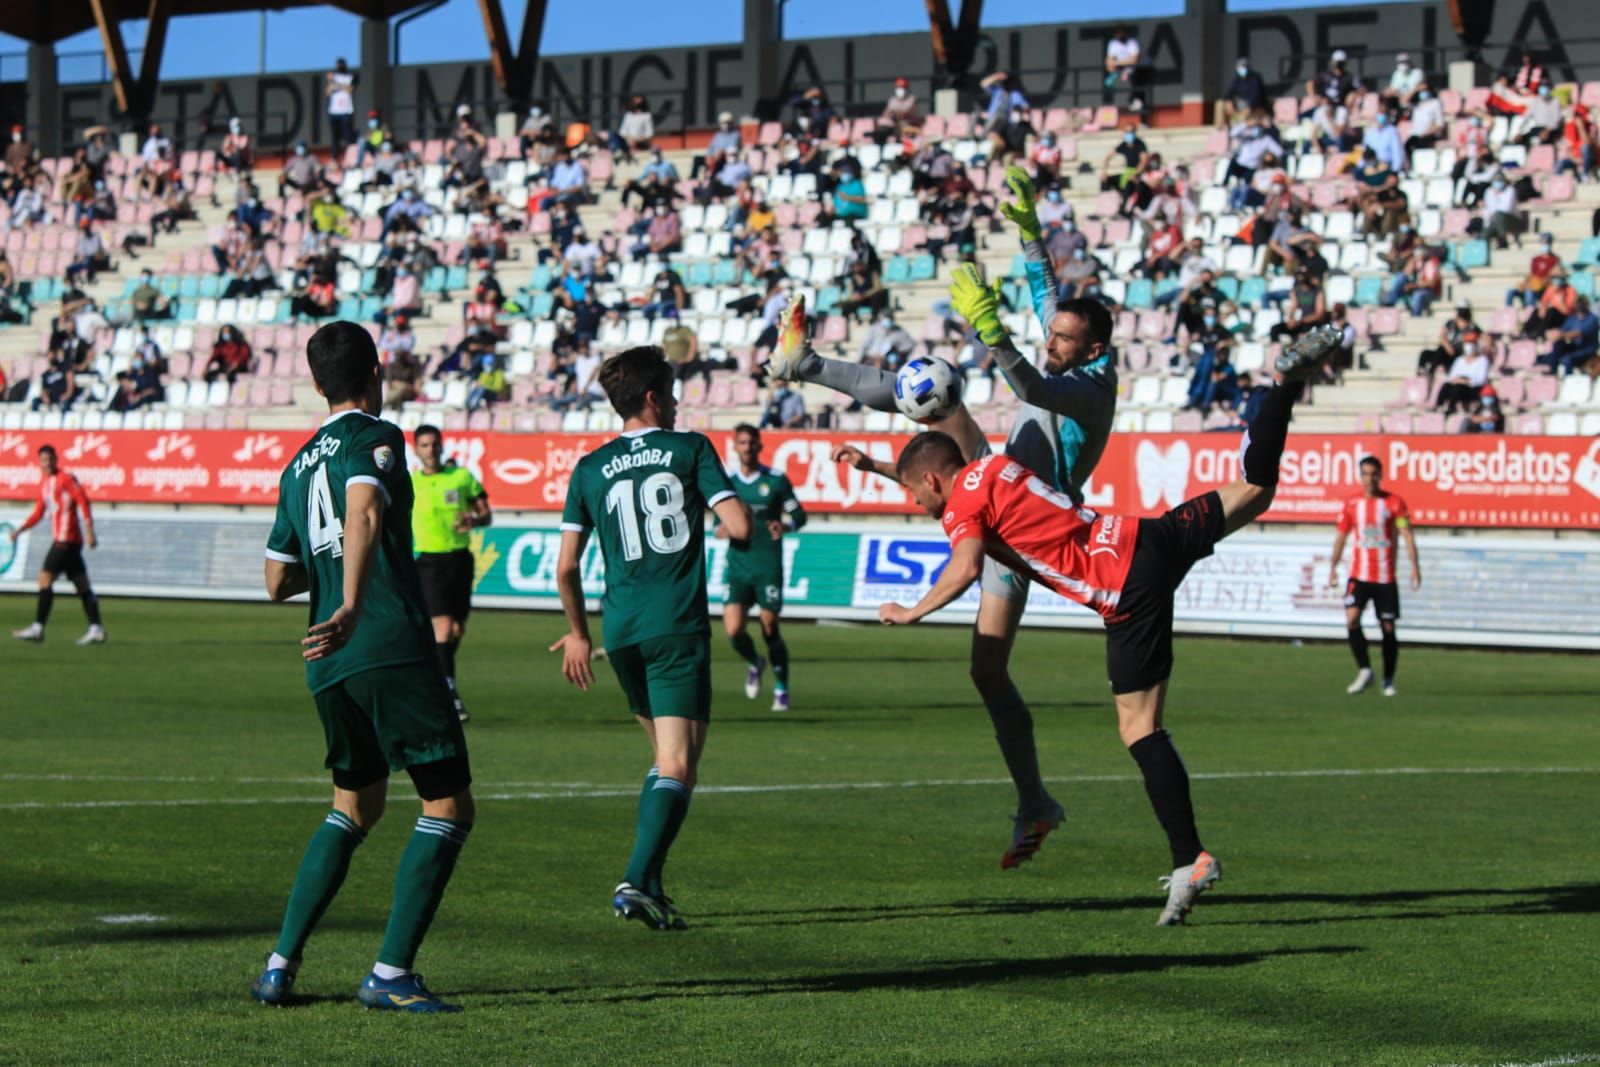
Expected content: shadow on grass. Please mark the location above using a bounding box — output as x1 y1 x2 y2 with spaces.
47 916 372 946
473 945 1361 1004
693 884 1600 929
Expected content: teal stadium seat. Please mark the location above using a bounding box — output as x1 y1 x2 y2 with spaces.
423 266 447 292
1238 277 1267 306
884 256 911 283
529 264 554 289
1214 276 1241 303
1009 253 1028 278
1353 275 1385 306
529 291 555 316
909 254 936 281
1576 237 1600 266
179 275 201 298
1455 239 1490 270
814 286 840 313
712 258 738 286
1124 279 1154 310
1571 272 1596 298
199 274 223 298
445 266 468 290
686 261 713 287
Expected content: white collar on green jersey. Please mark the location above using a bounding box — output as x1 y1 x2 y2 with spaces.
321 408 378 428
732 466 769 483
619 427 660 438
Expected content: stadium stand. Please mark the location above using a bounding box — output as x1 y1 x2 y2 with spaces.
4 65 1600 440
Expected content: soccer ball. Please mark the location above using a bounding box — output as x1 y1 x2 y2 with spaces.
893 357 962 423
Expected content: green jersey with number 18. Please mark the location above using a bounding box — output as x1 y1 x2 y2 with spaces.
266 409 436 693
561 427 737 650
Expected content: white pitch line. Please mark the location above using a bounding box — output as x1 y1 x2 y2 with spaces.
0 766 1595 812
96 914 166 925
1438 1056 1600 1067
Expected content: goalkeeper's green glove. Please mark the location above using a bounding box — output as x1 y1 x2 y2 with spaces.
997 165 1041 243
949 264 1008 347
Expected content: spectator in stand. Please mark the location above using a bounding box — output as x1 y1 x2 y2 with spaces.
549 149 589 207
0 251 23 324
1140 219 1185 281
1381 53 1425 114
1512 84 1563 146
136 143 177 201
786 87 835 137
217 117 252 187
443 117 489 191
82 126 111 182
1512 51 1548 95
467 354 506 411
858 312 916 370
381 187 434 238
562 225 604 279
64 220 109 287
1537 297 1600 375
1435 338 1491 413
1452 112 1490 180
1184 308 1237 413
139 123 171 165
1507 234 1562 307
979 72 1028 136
111 347 163 412
149 176 193 244
830 160 869 223
519 106 553 158
609 95 655 162
1057 245 1102 302
222 236 277 298
1307 49 1362 120
1264 207 1320 275
378 314 415 363
307 186 350 238
552 342 605 410
129 269 173 322
361 140 404 192
326 58 357 155
1216 57 1267 129
1522 270 1577 338
1479 174 1523 249
385 343 422 408
204 325 253 383
82 179 116 225
1362 112 1407 174
1417 301 1479 382
694 112 742 179
1459 387 1505 434
760 382 807 429
279 141 324 198
1043 215 1088 276
1101 125 1149 192
355 110 392 168
1309 92 1352 152
35 354 79 413
641 267 687 320
1406 85 1446 152
621 148 679 210
1270 269 1329 340
1383 246 1442 317
1103 26 1145 110
378 265 422 326
1029 131 1064 186
1225 116 1283 206
1558 102 1598 180
1325 302 1358 381
880 77 922 142
909 136 955 192
1037 184 1073 228
987 105 1035 166
59 149 93 219
289 272 337 321
837 258 888 319
1458 146 1500 209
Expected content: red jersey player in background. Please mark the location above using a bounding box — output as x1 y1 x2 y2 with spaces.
873 323 1339 925
1327 455 1421 697
10 444 106 644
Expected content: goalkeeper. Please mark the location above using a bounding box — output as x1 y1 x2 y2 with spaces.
771 167 1117 868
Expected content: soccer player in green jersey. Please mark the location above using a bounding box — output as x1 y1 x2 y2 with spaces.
255 321 475 1013
718 423 807 711
550 345 751 931
411 424 492 722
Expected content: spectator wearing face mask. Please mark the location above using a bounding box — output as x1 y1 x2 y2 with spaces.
610 96 655 162
129 269 173 322
830 162 869 223
1057 244 1101 302
1030 131 1064 185
1382 54 1425 112
356 110 391 168
1404 86 1445 153
204 326 254 383
1459 387 1505 434
879 78 922 142
382 188 434 238
694 112 742 179
1216 58 1267 128
1382 247 1441 318
279 141 324 198
1458 147 1500 209
1362 112 1407 174
1185 309 1237 413
1417 302 1480 383
1435 340 1491 414
1512 83 1563 147
1537 296 1600 376
979 72 1028 136
1103 26 1145 111
1102 125 1149 192
1225 115 1284 196
1512 51 1548 96
1042 215 1086 276
326 58 357 154
1478 173 1522 249
988 105 1035 166
1558 103 1598 181
858 312 916 370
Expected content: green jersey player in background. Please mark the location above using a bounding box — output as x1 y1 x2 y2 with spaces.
257 321 475 1014
774 168 1117 869
718 423 807 711
411 424 492 722
551 346 751 931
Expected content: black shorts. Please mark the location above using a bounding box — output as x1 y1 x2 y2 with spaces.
42 542 88 581
416 550 474 620
1104 492 1226 695
1345 579 1401 622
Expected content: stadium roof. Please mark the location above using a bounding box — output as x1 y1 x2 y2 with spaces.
0 0 438 46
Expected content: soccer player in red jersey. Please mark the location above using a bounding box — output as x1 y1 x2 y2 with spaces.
10 444 105 645
1327 456 1421 697
876 325 1339 925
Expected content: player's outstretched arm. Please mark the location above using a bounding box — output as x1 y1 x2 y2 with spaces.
304 481 384 661
832 443 902 485
769 293 898 413
550 529 595 690
999 165 1061 339
880 538 984 625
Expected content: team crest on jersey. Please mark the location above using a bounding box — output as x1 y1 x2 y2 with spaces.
758 484 770 496
372 445 396 472
444 489 459 505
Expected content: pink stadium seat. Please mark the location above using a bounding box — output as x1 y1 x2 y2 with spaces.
1383 413 1414 434
1095 191 1120 216
1522 376 1559 405
444 411 468 430
1203 129 1228 155
1513 413 1544 434
732 378 760 405
248 381 270 407
590 154 613 182
1351 414 1380 433
1439 89 1462 115
1394 376 1430 407
945 113 970 138
1104 217 1132 244
1095 106 1119 127
1526 144 1556 172
921 115 945 139
1367 307 1400 336
269 382 293 406
1171 410 1203 433
819 315 848 343
1496 377 1525 406
1044 107 1068 130
920 315 946 342
1488 307 1519 335
1505 340 1538 370
851 118 875 141
1442 208 1471 237
1273 98 1299 125
1541 174 1575 202
797 201 822 226
1058 136 1078 162
682 378 708 406
1413 412 1446 434
467 411 491 431
707 376 733 407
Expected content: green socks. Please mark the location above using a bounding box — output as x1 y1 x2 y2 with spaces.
625 776 691 897
765 630 790 691
273 809 366 962
376 816 472 971
729 630 761 668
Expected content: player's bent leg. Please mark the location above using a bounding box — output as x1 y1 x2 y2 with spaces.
14 570 56 641
69 574 105 643
725 600 765 698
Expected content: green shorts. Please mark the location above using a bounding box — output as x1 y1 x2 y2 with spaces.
725 574 784 614
313 661 469 784
607 634 712 721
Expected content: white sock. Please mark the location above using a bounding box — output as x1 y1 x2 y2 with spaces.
372 962 410 981
267 952 297 974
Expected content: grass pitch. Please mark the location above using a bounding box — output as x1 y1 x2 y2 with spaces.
2 596 1596 1065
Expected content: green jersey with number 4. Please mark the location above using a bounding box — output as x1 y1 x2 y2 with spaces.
724 467 806 586
561 427 737 650
267 409 436 693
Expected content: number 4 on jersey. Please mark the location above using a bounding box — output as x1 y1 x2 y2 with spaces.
308 464 344 558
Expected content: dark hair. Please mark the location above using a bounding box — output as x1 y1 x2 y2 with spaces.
1360 455 1383 474
37 444 56 459
306 320 378 405
734 423 760 438
414 423 442 445
896 431 965 480
598 345 673 419
1057 298 1113 349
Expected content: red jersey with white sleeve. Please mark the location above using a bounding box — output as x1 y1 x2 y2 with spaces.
1336 491 1410 584
18 470 93 545
941 454 1140 619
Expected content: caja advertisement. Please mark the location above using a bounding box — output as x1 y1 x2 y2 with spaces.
3 430 1600 529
